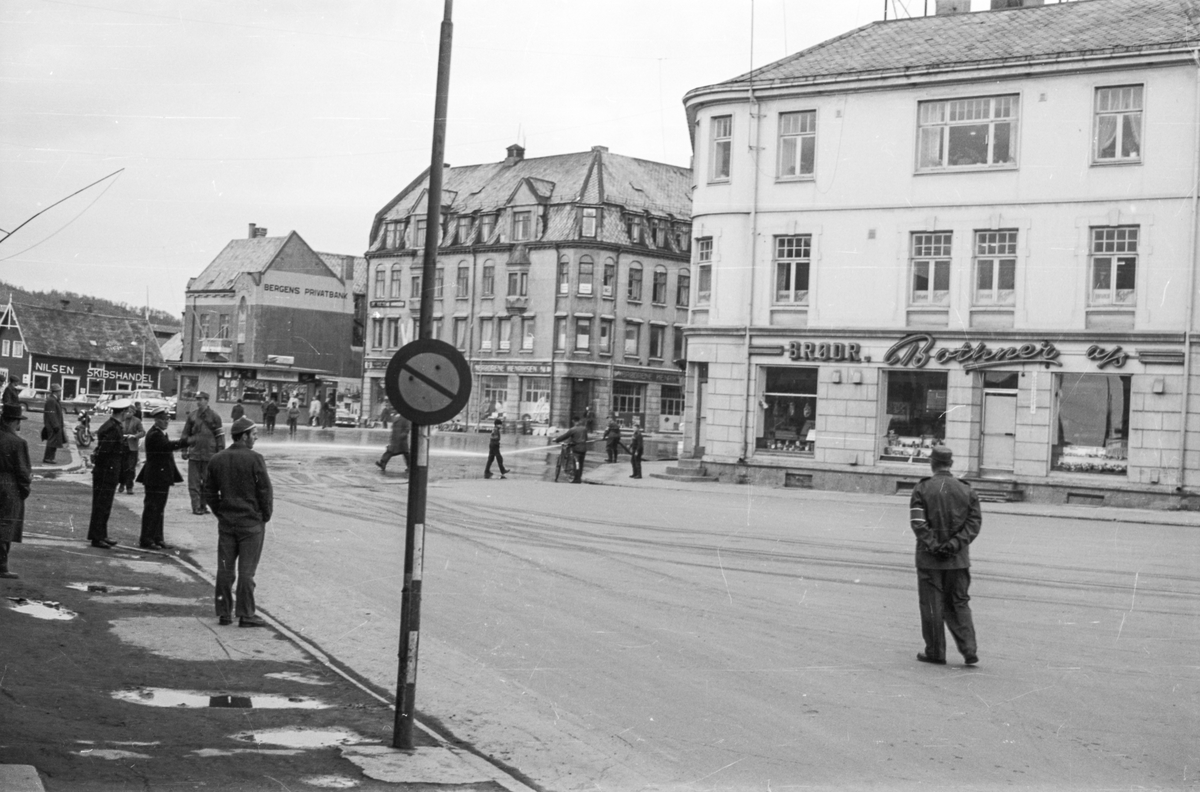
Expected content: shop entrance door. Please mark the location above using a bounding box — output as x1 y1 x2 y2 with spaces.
980 392 1017 474
693 364 708 458
60 377 79 400
569 379 593 425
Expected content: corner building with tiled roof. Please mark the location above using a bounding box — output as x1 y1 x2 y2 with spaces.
682 0 1200 507
364 145 692 432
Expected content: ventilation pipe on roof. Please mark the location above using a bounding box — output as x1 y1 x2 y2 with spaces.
504 144 525 166
248 223 267 238
592 146 608 153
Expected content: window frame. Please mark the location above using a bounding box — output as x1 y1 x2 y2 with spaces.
652 266 668 305
557 256 570 295
578 255 595 296
554 317 567 352
627 262 643 303
574 317 591 352
1089 226 1138 307
389 264 403 299
455 216 473 245
710 115 732 182
1093 85 1143 165
602 258 616 299
599 318 613 354
696 238 713 305
414 217 427 248
374 265 386 299
512 210 531 242
777 110 816 180
676 268 691 307
623 321 641 357
916 94 1019 172
973 229 1017 307
456 265 470 299
479 317 494 351
649 325 665 359
521 317 535 351
910 231 952 306
507 270 528 298
773 235 811 306
481 261 495 298
581 206 598 238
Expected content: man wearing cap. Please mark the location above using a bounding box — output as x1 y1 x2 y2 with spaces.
204 416 273 627
88 399 130 548
42 383 68 464
909 445 982 667
117 404 146 494
0 403 32 578
180 392 224 516
136 407 189 549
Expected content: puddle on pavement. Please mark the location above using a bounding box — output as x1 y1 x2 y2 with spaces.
265 671 332 686
6 597 77 620
301 775 361 789
76 748 152 760
66 583 146 593
232 727 371 748
112 687 331 709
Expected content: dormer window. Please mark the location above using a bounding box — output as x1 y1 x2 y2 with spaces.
456 216 473 245
480 214 496 242
626 215 645 245
652 220 667 248
414 218 427 248
383 220 404 249
581 207 598 238
513 211 531 242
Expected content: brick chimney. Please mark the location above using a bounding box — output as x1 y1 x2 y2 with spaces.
504 144 525 167
248 223 267 238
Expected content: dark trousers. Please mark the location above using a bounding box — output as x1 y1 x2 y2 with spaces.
917 567 977 661
43 444 57 463
0 541 10 572
631 454 642 478
572 451 586 483
265 416 276 434
187 459 209 512
606 441 618 463
216 525 265 620
120 451 138 492
88 485 118 542
287 418 297 437
380 448 409 470
485 447 506 476
139 489 170 546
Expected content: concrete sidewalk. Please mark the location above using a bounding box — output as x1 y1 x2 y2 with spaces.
0 479 536 792
582 456 1200 528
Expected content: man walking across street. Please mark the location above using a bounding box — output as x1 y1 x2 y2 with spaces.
909 445 981 667
484 418 508 479
88 399 130 548
628 423 644 479
603 414 622 463
136 407 189 549
553 415 590 484
375 411 410 473
117 405 146 494
180 392 224 515
262 396 279 435
0 403 32 579
204 416 273 628
41 383 67 464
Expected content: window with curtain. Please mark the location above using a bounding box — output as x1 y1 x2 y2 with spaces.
1094 85 1142 163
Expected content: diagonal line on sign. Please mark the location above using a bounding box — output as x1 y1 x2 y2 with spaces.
401 361 456 400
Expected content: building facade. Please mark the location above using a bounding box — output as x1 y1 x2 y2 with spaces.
363 145 692 431
180 224 366 421
681 0 1200 507
0 300 164 398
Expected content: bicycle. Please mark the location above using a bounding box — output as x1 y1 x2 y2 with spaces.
554 441 577 483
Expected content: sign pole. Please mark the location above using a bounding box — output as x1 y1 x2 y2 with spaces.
394 0 453 750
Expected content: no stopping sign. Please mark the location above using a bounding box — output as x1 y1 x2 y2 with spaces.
384 339 472 425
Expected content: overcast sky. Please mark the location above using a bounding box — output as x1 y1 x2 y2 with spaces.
0 0 960 317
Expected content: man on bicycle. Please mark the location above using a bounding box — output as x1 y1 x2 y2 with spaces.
553 416 590 484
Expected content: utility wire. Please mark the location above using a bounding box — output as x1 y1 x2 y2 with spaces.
0 168 124 246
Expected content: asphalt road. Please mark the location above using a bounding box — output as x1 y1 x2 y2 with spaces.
175 437 1199 791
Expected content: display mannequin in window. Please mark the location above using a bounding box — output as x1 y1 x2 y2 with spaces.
908 445 981 667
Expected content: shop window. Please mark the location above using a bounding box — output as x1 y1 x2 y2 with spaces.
882 370 948 462
911 232 952 305
757 367 817 454
1090 226 1137 307
520 376 551 424
661 385 684 417
612 381 645 416
1094 85 1142 163
481 261 495 297
1052 373 1130 475
974 230 1016 305
480 375 508 421
32 373 50 391
179 375 199 400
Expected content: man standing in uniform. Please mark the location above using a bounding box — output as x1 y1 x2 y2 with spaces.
553 416 590 484
375 411 411 473
42 383 68 464
483 417 508 479
137 407 189 549
603 414 622 463
0 403 32 578
204 416 273 627
909 445 981 666
180 392 224 516
628 423 644 479
88 399 130 548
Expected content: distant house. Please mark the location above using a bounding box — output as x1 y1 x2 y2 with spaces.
180 224 366 420
0 299 164 399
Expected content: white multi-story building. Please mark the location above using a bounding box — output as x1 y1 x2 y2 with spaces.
681 0 1200 507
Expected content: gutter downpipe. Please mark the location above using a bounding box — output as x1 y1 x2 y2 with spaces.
740 47 761 464
1178 49 1200 495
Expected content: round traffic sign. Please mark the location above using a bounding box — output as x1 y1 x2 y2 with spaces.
384 339 472 425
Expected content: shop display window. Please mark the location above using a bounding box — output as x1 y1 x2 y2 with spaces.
881 370 948 462
1052 373 1130 475
757 367 817 454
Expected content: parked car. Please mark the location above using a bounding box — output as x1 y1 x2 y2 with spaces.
334 408 358 427
165 395 177 419
94 388 170 416
17 388 92 415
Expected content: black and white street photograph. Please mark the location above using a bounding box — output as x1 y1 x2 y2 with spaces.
1 1 1198 790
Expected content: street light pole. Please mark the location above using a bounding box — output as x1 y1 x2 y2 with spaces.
394 0 453 750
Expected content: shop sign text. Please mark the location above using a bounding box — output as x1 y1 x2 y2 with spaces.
884 333 1062 371
786 341 866 363
1086 344 1128 369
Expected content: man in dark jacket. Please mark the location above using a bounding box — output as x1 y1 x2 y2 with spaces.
553 416 590 484
603 415 622 463
375 412 411 473
909 445 982 667
88 399 130 548
1 376 21 410
0 403 32 578
628 424 644 479
118 404 146 494
484 418 508 479
42 383 68 464
136 407 189 549
180 392 224 515
204 416 273 627
262 396 279 435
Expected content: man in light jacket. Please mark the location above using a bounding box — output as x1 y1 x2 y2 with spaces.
180 392 224 515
